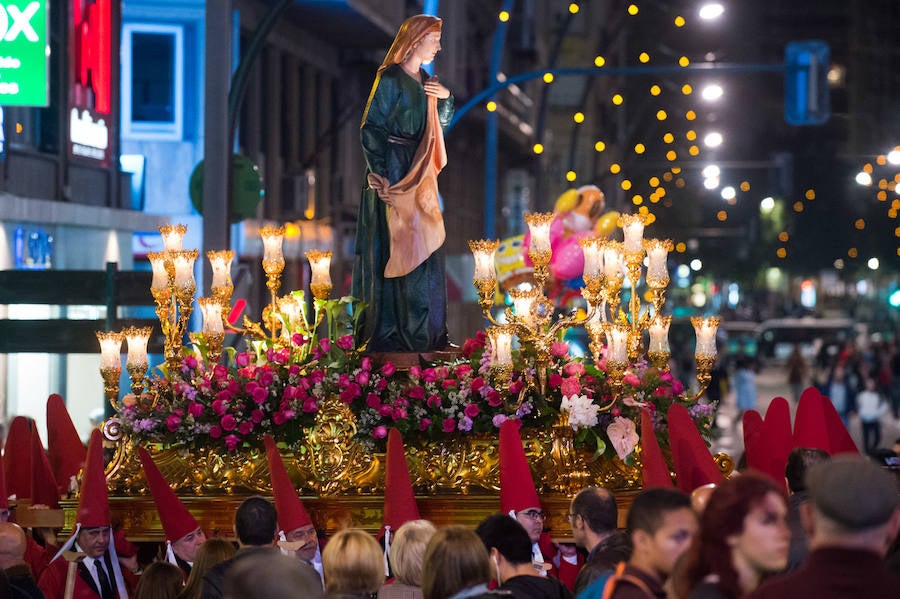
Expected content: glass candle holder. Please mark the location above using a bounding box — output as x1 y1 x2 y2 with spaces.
159 224 187 252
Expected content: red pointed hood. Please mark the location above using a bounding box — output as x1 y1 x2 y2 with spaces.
820 393 859 455
793 387 831 452
382 428 420 536
76 429 110 527
640 409 673 488
668 403 722 493
747 398 792 492
263 435 312 533
3 417 33 501
138 446 200 542
742 409 764 460
46 394 87 495
30 425 60 508
499 419 541 514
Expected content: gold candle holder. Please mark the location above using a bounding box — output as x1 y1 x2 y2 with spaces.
159 224 187 251
469 239 500 315
305 249 333 301
197 297 225 365
260 226 286 336
124 326 152 397
208 249 235 312
96 331 124 411
524 212 555 288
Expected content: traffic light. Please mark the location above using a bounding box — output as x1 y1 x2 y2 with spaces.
784 41 830 125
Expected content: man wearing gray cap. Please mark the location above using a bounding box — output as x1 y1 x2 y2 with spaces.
748 455 900 598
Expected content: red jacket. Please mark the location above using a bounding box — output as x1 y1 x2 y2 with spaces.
38 553 136 599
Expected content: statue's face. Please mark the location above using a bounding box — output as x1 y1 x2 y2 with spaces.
414 32 442 65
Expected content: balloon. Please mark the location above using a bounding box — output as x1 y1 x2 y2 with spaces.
550 235 586 280
594 210 620 238
553 188 579 214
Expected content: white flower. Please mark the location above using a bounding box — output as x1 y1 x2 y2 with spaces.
560 394 599 430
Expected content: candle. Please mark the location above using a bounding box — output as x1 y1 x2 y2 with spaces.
468 239 500 281
509 288 536 327
172 250 198 290
199 297 224 335
124 326 152 368
208 250 234 289
278 295 302 337
306 250 333 288
607 324 630 363
494 329 513 366
525 212 555 254
580 237 603 278
159 224 187 252
692 316 720 357
648 315 671 353
96 331 124 370
148 252 168 291
602 243 624 281
260 226 285 266
620 214 645 254
646 240 670 284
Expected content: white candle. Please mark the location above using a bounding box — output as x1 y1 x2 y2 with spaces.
199 297 224 335
692 317 719 357
494 330 513 366
648 316 671 353
510 289 536 327
148 252 168 291
525 213 554 254
469 240 499 281
580 237 603 278
260 226 285 266
607 325 629 363
159 224 187 252
602 244 624 281
173 250 197 290
124 327 151 368
208 250 234 288
646 241 669 283
306 250 333 288
620 214 645 254
96 332 123 370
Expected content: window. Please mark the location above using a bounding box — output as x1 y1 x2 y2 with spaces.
122 23 183 140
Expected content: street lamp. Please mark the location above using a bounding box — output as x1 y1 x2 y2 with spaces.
698 3 725 20
704 132 723 148
701 84 724 101
855 172 872 186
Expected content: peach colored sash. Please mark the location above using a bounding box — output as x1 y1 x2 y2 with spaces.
370 95 447 278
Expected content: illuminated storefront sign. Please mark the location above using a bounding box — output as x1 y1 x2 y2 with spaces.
0 1 49 106
68 0 116 164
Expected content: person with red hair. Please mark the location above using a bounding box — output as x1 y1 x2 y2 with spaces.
671 473 790 599
352 14 454 353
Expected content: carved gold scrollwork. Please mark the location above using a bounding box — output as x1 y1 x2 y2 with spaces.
298 395 379 495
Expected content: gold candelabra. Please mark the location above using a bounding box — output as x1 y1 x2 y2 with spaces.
469 211 719 409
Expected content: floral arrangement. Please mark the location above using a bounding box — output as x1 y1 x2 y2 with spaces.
120 300 714 463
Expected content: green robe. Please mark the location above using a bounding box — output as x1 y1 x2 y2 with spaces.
352 64 455 352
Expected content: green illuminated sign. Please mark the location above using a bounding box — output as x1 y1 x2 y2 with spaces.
0 1 48 106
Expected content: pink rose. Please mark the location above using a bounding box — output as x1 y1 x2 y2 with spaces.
339 384 361 403
560 377 581 397
409 366 422 379
251 386 268 404
319 338 331 353
407 386 426 400
272 411 287 425
423 369 437 383
426 394 441 408
442 379 458 390
183 355 198 370
548 373 563 390
224 435 241 451
419 418 432 431
392 407 407 421
258 370 274 387
292 333 306 346
378 405 393 417
166 415 181 432
563 362 585 377
470 377 485 392
209 425 222 439
372 425 388 439
551 341 569 357
235 352 251 367
251 409 264 423
509 381 523 395
672 381 685 394
187 402 204 418
238 421 253 435
623 373 641 387
381 362 396 376
464 404 480 419
211 399 227 416
487 390 503 407
302 398 318 413
356 371 371 386
213 364 229 380
361 357 373 371
454 364 472 378
336 335 354 350
366 393 381 409
220 414 237 431
442 417 456 433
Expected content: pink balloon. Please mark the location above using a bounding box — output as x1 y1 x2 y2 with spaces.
550 236 585 280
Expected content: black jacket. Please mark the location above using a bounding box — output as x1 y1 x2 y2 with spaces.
573 531 633 596
501 575 573 599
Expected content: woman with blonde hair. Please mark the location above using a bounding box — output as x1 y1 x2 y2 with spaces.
380 520 437 599
178 537 236 599
322 528 384 598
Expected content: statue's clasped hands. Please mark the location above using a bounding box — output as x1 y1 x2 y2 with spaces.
424 77 450 99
